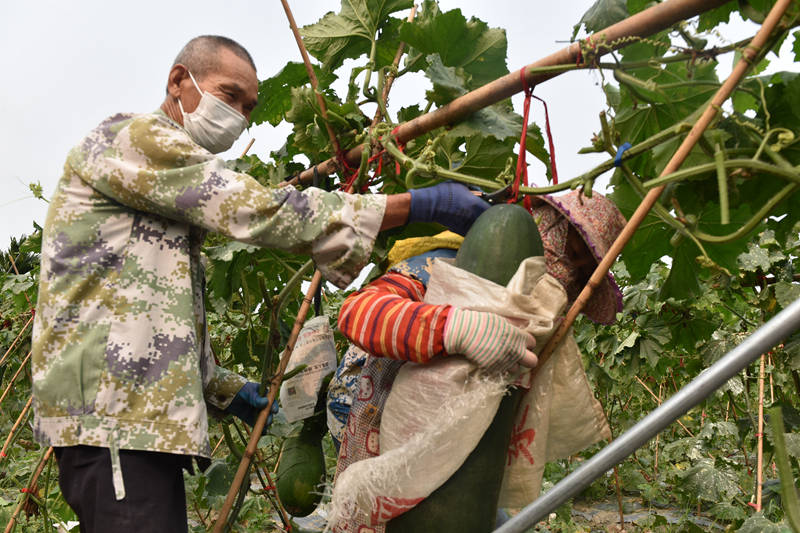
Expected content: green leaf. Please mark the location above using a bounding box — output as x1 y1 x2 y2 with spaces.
775 281 800 310
613 330 639 356
680 457 740 502
204 460 234 498
573 0 628 38
659 243 701 300
439 134 515 180
609 176 672 281
626 0 653 15
300 0 413 70
735 513 786 533
709 502 747 521
251 63 336 126
738 242 772 272
425 54 521 139
398 5 508 88
697 1 736 32
793 31 800 62
639 338 661 367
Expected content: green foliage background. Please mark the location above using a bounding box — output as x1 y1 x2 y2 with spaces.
2 0 800 530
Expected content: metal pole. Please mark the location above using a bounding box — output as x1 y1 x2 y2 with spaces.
495 297 800 533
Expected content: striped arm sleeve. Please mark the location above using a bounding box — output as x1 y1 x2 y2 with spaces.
338 272 451 364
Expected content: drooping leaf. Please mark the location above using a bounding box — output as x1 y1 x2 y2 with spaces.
424 54 521 139
659 242 701 300
300 0 413 70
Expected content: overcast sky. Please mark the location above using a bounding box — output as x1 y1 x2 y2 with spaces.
0 1 794 250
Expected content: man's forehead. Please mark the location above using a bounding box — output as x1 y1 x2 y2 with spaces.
209 48 257 82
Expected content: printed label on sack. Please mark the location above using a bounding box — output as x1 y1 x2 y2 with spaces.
279 316 338 423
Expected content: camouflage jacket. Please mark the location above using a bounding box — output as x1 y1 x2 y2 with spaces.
32 110 385 460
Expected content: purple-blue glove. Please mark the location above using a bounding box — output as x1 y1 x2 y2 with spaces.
408 182 489 236
225 382 279 433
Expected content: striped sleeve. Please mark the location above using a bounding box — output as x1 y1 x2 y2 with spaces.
337 272 451 364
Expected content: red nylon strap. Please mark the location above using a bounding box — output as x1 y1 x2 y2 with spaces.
511 68 534 212
532 93 559 185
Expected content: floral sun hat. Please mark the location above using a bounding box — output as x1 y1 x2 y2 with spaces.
530 190 627 324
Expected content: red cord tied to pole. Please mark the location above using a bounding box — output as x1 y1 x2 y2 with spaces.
510 68 560 212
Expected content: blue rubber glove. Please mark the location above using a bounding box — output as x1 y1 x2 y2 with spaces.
225 382 279 433
408 182 489 236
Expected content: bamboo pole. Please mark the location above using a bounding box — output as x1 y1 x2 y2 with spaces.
535 0 793 366
0 396 32 461
4 446 53 533
212 271 323 532
0 351 31 408
279 0 344 160
289 0 730 185
0 315 33 368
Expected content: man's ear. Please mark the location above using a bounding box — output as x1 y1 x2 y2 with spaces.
166 64 189 99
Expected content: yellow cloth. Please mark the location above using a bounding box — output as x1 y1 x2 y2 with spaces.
386 231 463 268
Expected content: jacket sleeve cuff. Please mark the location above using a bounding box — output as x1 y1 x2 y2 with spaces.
311 193 386 288
204 366 247 413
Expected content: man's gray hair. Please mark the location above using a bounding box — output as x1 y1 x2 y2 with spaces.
172 35 256 79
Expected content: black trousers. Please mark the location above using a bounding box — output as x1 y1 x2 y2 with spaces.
55 445 189 533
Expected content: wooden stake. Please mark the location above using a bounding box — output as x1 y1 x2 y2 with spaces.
613 465 625 530
756 353 766 512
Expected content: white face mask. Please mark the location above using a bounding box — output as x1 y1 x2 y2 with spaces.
177 71 248 154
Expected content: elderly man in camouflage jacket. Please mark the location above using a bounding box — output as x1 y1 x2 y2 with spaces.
32 35 487 532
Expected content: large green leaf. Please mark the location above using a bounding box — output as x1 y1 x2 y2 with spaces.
300 0 413 70
609 175 673 280
659 241 701 301
398 4 508 88
680 458 740 502
437 134 515 180
424 54 520 140
251 63 336 127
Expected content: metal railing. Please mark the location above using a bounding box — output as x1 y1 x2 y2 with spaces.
495 296 800 533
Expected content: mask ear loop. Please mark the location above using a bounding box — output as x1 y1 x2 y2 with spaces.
177 70 204 116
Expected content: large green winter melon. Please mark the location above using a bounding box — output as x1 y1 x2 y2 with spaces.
276 375 332 517
387 203 543 533
454 203 544 286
